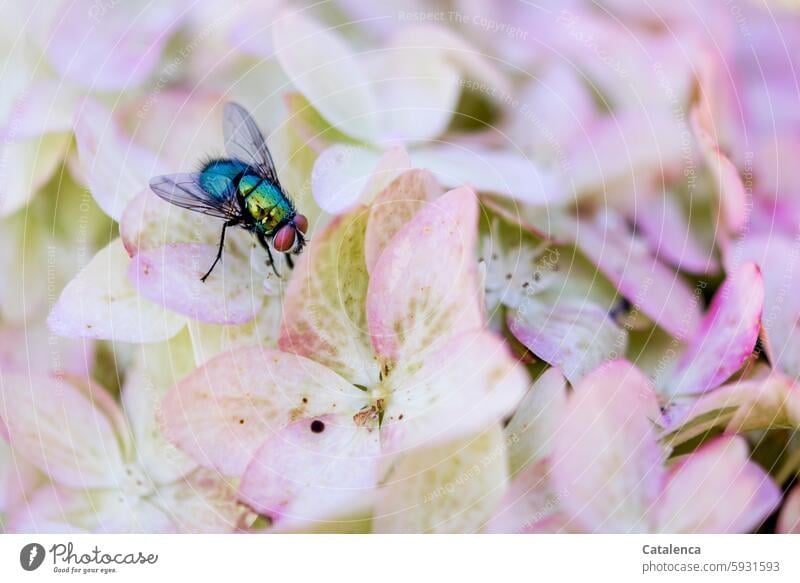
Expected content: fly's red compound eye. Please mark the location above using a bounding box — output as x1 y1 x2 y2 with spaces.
272 224 296 252
294 214 308 234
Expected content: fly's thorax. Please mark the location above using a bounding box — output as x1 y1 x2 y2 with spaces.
239 175 293 232
199 159 249 199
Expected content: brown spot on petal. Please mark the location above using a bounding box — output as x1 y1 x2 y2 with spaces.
487 366 507 387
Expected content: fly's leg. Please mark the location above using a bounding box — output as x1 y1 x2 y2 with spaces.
201 220 235 282
257 232 280 277
266 245 279 277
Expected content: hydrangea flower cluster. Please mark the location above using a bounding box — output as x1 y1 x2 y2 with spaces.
1 0 800 533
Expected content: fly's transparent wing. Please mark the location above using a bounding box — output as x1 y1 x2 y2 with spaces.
223 102 279 183
149 173 241 221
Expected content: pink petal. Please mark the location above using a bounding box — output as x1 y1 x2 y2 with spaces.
485 459 559 534
668 263 763 396
364 169 442 273
515 512 575 534
655 436 780 533
368 186 483 364
47 239 185 343
556 16 695 113
690 107 747 234
120 190 220 256
566 109 686 195
9 485 93 534
373 426 508 533
778 486 800 534
694 49 743 159
728 234 800 378
129 242 259 325
572 211 702 339
508 64 596 154
380 331 528 453
0 374 127 489
411 145 563 206
273 11 381 142
47 0 183 91
508 298 627 386
239 413 381 529
0 321 94 378
0 440 41 516
433 0 543 66
118 90 224 167
736 12 800 137
752 133 800 214
279 209 378 386
550 360 665 532
160 347 366 477
73 99 161 220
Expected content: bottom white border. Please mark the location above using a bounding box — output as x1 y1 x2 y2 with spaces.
1 534 799 582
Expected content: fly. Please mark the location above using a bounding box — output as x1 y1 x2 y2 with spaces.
149 102 308 281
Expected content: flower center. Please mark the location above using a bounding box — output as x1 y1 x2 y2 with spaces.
120 463 157 499
352 385 389 428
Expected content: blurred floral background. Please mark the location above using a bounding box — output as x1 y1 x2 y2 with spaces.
1 0 800 533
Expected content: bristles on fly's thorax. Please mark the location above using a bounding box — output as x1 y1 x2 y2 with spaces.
195 153 224 174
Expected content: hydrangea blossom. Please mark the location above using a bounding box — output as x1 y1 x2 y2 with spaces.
1 336 243 533
272 11 563 213
489 361 781 533
161 184 528 529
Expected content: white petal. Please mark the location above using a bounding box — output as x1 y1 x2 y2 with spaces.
412 145 564 205
0 374 127 489
374 426 508 533
273 11 381 142
504 368 568 474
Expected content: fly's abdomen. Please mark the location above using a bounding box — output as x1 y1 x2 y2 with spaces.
240 175 293 233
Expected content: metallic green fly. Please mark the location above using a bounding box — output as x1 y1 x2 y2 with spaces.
149 102 308 281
